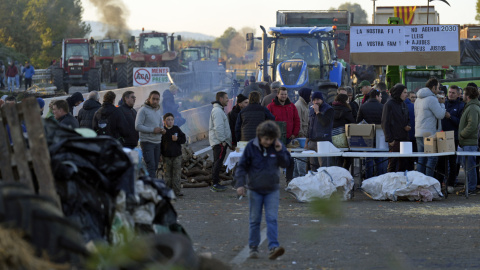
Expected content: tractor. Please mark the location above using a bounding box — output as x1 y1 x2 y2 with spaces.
94 39 127 83
179 48 201 70
117 31 183 88
52 38 101 93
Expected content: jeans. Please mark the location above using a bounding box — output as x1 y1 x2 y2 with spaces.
365 157 388 179
7 76 15 92
416 137 438 177
293 157 307 178
15 74 19 89
248 189 279 250
462 146 478 192
140 141 161 178
212 144 228 185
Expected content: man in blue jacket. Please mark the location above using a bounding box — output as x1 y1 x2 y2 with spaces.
22 61 35 90
235 120 290 260
436 85 464 193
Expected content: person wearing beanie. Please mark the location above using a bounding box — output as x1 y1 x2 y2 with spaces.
381 83 412 172
307 90 334 169
228 93 249 146
78 91 101 129
162 84 186 127
235 91 275 142
36 97 45 116
66 92 85 115
414 78 446 177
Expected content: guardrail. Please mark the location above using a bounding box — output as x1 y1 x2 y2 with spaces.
32 69 52 84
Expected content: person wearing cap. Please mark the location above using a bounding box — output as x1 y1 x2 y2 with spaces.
306 91 334 169
66 92 84 115
242 76 264 99
354 80 371 106
23 61 35 90
261 81 281 107
381 84 412 172
228 94 249 146
162 84 186 127
235 91 275 142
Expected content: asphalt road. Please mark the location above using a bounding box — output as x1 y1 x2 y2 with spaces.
177 141 480 270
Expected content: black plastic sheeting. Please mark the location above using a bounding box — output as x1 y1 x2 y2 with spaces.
45 119 134 242
460 39 480 65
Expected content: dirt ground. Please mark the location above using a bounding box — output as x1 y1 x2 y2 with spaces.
178 142 480 270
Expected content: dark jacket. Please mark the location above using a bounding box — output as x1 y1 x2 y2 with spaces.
234 137 291 192
235 103 275 142
308 103 334 142
92 102 128 141
332 102 355 129
58 113 79 129
77 99 101 128
380 91 389 104
66 92 84 114
161 125 186 157
349 100 359 120
404 98 416 140
6 65 17 77
118 103 139 148
357 98 383 124
441 98 464 141
227 105 242 144
381 98 410 143
242 83 264 98
267 97 300 139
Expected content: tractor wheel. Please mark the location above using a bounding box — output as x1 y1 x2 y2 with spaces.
52 68 64 92
326 87 337 104
0 182 87 266
88 68 101 92
117 59 133 88
64 83 70 94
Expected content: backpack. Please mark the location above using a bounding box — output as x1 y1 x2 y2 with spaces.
96 118 109 135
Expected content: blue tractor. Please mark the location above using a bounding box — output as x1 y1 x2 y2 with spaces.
247 26 347 102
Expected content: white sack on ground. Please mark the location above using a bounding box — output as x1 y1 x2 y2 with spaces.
286 166 354 202
361 171 443 202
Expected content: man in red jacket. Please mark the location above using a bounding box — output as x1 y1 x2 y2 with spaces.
267 87 299 183
267 87 300 141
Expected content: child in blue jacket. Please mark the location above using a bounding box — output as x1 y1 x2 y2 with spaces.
235 120 291 260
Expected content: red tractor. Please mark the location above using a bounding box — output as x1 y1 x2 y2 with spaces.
52 38 101 93
94 39 127 83
117 31 183 88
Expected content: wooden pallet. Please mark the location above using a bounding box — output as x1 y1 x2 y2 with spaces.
0 97 59 205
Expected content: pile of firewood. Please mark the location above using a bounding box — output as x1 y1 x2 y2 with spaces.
179 145 234 188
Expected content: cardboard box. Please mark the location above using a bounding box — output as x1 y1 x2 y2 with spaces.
424 135 437 153
345 124 375 148
437 131 455 153
375 125 388 150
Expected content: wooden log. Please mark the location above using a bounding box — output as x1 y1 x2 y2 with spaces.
182 182 209 188
219 173 233 180
190 175 212 183
219 180 233 186
184 168 210 177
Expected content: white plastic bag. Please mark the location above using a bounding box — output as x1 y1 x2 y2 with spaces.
286 166 354 202
361 171 443 202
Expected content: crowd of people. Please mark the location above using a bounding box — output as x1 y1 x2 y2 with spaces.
0 60 35 92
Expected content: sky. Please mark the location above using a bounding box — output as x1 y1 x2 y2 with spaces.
80 0 478 37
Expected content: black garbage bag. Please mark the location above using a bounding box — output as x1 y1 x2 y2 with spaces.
45 119 134 243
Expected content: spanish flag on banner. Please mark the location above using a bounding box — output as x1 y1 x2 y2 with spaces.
393 6 417 24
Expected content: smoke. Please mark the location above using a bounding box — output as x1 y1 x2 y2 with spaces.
88 0 130 40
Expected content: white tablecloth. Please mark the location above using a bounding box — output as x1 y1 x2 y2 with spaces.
224 151 244 172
